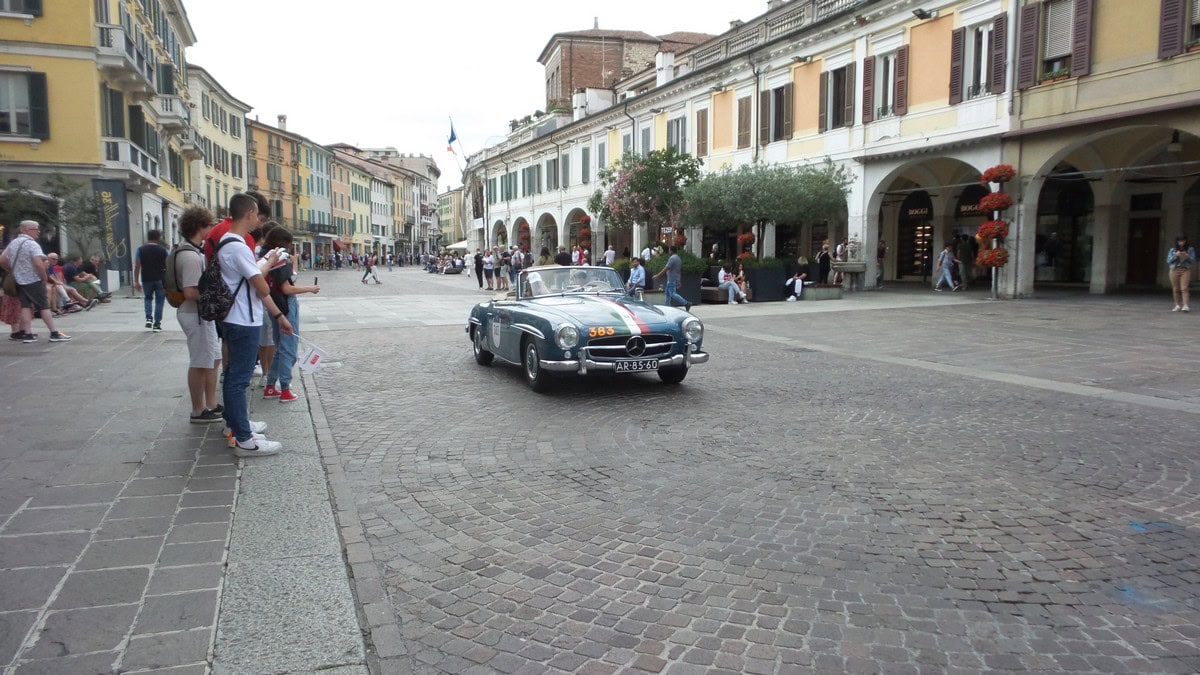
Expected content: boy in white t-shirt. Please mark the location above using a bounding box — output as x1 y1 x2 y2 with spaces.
218 193 292 457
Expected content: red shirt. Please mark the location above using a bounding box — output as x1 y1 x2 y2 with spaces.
204 217 255 260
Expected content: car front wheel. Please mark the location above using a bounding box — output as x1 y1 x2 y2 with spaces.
473 326 494 366
523 337 551 393
658 361 688 384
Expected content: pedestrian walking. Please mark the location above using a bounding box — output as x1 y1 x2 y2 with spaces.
134 228 169 332
876 239 887 288
1168 234 1195 312
218 193 291 457
0 220 70 343
934 242 961 291
652 246 691 311
473 249 484 288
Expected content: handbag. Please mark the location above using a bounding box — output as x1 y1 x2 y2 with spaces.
2 271 15 297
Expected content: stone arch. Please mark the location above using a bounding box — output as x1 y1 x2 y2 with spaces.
533 213 558 256
864 156 988 286
491 220 507 248
512 217 532 253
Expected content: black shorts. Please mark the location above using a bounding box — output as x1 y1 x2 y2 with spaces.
484 269 494 278
17 280 47 312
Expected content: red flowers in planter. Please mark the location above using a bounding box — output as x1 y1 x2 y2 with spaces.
674 232 687 247
737 251 755 261
980 164 1016 185
976 248 1010 268
978 192 1014 213
977 220 1009 240
737 232 756 248
579 214 591 225
578 227 592 239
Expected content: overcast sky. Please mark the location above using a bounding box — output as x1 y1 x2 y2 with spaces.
185 1 747 191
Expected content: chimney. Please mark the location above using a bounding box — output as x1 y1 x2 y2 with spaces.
767 0 783 9
593 16 598 29
277 114 287 131
730 19 744 30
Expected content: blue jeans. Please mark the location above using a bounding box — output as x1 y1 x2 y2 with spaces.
664 281 688 307
718 281 742 302
267 297 299 390
143 279 165 325
938 266 955 289
221 322 259 443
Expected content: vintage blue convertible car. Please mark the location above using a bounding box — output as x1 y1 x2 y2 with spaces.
466 265 708 391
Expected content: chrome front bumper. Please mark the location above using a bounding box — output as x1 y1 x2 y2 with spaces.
540 347 709 374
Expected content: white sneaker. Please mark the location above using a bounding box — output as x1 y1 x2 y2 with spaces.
1173 305 1181 312
225 431 265 448
728 301 737 305
233 437 281 457
1184 305 1191 313
253 364 263 377
786 296 797 302
222 420 268 436
258 375 268 389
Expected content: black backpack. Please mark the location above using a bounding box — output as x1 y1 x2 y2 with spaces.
198 237 249 322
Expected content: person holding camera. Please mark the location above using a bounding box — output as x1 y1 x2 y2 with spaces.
1168 234 1195 313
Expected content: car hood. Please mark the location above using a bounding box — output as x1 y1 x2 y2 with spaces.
525 294 682 334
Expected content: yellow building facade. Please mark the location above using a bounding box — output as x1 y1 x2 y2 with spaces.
187 65 250 218
1 0 196 274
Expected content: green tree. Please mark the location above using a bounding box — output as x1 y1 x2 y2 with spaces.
587 147 702 241
44 173 106 258
684 159 852 256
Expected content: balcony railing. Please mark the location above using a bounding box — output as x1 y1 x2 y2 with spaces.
156 95 186 132
269 179 284 193
95 24 155 98
815 0 863 19
179 127 204 160
247 140 258 155
101 137 159 186
307 223 337 235
268 148 284 162
965 83 992 101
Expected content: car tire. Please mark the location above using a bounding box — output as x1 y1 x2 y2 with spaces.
658 362 688 384
472 326 494 366
522 337 551 393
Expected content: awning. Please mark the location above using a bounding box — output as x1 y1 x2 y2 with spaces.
332 240 345 252
446 240 470 250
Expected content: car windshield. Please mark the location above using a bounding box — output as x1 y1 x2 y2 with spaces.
520 267 624 298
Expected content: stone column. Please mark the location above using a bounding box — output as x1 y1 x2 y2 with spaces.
762 221 777 258
1088 177 1122 294
687 227 702 257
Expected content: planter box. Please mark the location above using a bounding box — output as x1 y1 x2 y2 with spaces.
831 261 866 274
745 267 786 302
678 272 703 305
803 285 843 301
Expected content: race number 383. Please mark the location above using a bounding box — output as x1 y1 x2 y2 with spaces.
588 326 617 337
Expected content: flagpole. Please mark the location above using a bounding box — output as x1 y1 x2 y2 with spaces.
447 116 466 176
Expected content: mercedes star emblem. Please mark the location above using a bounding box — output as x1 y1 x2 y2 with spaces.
626 336 647 357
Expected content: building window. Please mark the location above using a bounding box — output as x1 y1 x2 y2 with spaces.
736 95 751 148
966 24 993 99
864 46 909 121
952 16 1007 103
760 84 793 143
596 141 606 171
622 133 632 155
877 54 896 117
1041 0 1073 76
545 157 559 190
640 127 651 157
0 72 48 139
0 0 44 16
666 116 687 152
561 154 570 188
581 147 590 184
695 109 708 157
819 63 855 132
230 116 241 138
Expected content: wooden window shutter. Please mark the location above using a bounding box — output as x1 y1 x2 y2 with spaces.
949 28 966 104
818 71 829 133
29 72 49 140
843 61 856 126
1017 3 1041 90
1071 0 1095 77
782 83 794 137
991 14 1009 94
861 57 875 123
893 47 909 116
109 88 125 137
696 109 708 157
758 90 770 145
1159 0 1186 59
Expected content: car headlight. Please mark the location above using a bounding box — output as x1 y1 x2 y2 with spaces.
683 317 703 343
555 325 580 350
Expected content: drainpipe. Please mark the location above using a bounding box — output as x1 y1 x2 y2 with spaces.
550 138 564 250
751 57 763 165
622 100 641 249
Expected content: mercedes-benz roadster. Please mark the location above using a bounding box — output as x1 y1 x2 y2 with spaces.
466 265 708 392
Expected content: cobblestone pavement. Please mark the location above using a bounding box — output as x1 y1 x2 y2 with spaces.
307 270 1200 674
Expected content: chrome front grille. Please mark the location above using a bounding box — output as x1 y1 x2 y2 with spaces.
586 333 675 359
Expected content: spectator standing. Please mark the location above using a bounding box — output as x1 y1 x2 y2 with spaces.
134 229 169 332
482 248 496 289
816 245 832 284
536 246 552 266
652 246 691 311
218 194 291 457
497 249 511 291
261 227 320 402
173 206 223 423
509 246 523 287
571 245 581 265
640 244 653 263
554 246 571 266
0 220 70 342
1168 235 1195 312
473 249 484 288
876 239 888 288
604 245 616 267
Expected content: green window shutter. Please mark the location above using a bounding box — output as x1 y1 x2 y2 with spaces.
23 0 43 16
28 72 49 140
